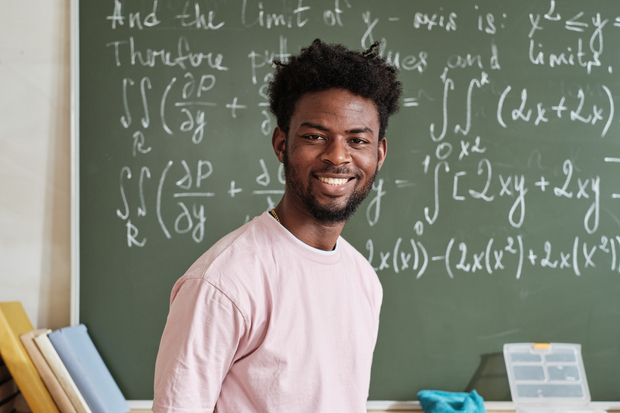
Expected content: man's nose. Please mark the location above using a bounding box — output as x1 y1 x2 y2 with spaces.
321 137 351 165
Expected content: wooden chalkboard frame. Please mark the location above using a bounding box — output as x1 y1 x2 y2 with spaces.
70 0 80 329
69 0 620 408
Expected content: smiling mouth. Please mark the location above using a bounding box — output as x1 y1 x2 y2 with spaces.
317 176 351 186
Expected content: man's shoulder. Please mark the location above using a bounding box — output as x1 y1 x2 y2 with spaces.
182 212 272 281
169 212 278 317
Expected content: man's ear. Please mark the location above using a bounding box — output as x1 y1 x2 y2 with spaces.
377 137 387 171
272 126 287 163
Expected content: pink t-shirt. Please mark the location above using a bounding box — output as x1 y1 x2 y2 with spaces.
153 212 383 413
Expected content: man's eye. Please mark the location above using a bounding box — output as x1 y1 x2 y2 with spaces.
351 138 366 144
306 134 323 140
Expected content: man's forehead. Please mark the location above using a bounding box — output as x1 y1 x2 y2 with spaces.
291 89 380 127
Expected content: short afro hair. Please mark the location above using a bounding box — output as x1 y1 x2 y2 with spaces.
268 39 402 140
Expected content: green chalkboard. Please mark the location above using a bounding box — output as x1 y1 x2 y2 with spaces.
78 0 620 402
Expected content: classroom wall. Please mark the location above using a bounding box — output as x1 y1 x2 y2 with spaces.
0 0 71 330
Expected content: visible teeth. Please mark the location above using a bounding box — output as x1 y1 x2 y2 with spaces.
319 177 348 186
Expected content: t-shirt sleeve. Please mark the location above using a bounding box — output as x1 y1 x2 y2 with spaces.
153 278 247 413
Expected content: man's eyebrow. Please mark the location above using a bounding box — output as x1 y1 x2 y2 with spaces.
300 122 329 131
346 127 374 135
299 122 374 135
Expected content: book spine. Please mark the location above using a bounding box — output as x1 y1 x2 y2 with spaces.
63 327 128 413
48 331 107 413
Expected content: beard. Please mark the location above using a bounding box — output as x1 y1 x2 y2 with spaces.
282 148 379 224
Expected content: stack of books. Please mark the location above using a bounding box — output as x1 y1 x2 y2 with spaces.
0 302 130 413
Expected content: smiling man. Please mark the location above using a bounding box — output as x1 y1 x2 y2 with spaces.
153 39 402 413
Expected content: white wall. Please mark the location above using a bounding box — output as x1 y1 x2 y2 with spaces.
0 0 71 329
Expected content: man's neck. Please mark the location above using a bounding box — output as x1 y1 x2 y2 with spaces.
272 202 344 251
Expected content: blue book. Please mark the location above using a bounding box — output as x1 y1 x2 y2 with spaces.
48 325 129 413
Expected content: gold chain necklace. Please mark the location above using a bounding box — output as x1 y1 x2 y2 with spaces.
269 209 281 224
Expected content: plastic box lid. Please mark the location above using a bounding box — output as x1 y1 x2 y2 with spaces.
503 343 605 413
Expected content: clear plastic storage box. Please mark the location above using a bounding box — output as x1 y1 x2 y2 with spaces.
503 343 606 413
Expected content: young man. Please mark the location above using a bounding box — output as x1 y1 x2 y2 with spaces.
153 39 402 412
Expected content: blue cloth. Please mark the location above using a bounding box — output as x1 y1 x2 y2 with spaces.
417 390 486 413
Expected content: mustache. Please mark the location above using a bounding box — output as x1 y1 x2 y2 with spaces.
312 165 360 178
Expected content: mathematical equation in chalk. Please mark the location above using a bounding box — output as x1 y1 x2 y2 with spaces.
365 233 620 279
